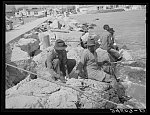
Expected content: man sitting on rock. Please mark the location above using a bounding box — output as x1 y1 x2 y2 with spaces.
45 39 76 83
76 38 117 83
100 24 122 62
76 38 129 101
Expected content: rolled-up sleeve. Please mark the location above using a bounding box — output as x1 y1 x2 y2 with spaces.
78 50 88 71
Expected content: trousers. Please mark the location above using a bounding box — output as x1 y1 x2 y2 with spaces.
45 58 76 76
107 49 121 62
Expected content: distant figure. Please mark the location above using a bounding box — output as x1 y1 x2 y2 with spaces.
100 24 122 62
45 11 47 17
19 17 24 25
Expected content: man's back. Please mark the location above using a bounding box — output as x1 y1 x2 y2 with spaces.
100 30 112 50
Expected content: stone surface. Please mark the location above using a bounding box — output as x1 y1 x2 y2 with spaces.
6 95 43 108
11 46 30 62
17 38 40 55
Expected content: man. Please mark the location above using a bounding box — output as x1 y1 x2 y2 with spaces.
76 38 117 83
46 39 76 82
100 24 122 62
76 38 129 101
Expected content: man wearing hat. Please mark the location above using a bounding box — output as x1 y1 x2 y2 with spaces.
76 38 128 101
46 39 76 82
100 24 122 62
76 38 117 83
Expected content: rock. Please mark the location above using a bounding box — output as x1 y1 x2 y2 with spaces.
5 78 61 108
6 61 30 89
38 31 56 50
6 95 43 108
119 49 133 62
46 87 78 108
17 38 40 55
67 46 84 64
15 78 61 96
6 57 37 90
11 46 30 62
96 47 110 62
6 75 32 97
50 19 59 29
66 78 84 87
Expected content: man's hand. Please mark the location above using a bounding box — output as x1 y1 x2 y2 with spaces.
76 70 80 75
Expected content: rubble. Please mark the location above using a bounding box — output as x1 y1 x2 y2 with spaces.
5 77 126 109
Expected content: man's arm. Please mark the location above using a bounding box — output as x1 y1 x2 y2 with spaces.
107 33 112 51
76 50 88 77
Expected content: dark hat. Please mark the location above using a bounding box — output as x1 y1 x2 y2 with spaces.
103 24 110 30
54 39 67 50
86 38 96 46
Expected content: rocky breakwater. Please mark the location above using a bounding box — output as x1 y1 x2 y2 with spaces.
6 31 41 90
5 75 130 109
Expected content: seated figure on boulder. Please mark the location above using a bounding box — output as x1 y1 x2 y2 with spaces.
76 38 117 83
100 24 122 62
76 38 129 101
45 39 76 83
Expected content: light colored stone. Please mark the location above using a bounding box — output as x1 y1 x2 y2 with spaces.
96 47 110 62
11 46 30 61
119 49 133 61
46 87 78 108
18 38 37 46
6 95 43 108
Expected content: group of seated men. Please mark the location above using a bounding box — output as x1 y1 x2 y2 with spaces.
45 24 123 85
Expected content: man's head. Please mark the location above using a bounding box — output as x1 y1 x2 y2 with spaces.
86 38 96 53
103 24 110 31
54 39 67 53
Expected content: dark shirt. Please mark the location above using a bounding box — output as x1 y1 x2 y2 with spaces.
47 48 67 76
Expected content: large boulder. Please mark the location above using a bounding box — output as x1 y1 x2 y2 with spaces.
5 77 61 109
46 87 78 108
6 95 43 108
17 38 40 56
11 46 30 62
65 78 121 109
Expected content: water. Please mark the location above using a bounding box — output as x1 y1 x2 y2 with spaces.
122 76 146 108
